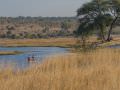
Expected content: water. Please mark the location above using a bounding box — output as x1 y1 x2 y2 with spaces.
0 47 68 69
109 44 120 48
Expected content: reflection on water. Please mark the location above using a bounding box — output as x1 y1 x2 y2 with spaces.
0 47 68 69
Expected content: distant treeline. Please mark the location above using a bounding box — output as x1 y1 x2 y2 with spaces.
0 16 77 24
0 17 78 39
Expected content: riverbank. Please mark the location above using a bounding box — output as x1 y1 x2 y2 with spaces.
0 37 119 48
0 38 76 48
0 49 120 90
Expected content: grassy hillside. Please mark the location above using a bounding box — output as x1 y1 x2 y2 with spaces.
0 49 120 90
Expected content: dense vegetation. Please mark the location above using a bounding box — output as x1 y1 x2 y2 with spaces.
0 16 119 39
75 0 120 45
0 17 77 39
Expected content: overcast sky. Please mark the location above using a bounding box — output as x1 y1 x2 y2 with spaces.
0 0 90 17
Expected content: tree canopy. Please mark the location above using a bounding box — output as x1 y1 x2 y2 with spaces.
76 0 120 43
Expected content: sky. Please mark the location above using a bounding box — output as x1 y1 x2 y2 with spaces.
0 0 90 17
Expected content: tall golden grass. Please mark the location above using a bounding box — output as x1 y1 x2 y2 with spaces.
0 38 77 47
0 36 119 47
0 49 120 90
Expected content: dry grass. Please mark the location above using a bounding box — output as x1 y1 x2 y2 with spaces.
0 36 119 47
0 35 120 47
0 38 76 47
0 51 22 55
97 35 120 47
0 49 120 90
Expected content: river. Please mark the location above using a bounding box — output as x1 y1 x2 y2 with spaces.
0 47 68 69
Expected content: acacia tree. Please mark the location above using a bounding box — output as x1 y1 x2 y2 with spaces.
106 0 120 41
94 14 113 41
77 0 111 41
74 17 95 47
76 0 119 42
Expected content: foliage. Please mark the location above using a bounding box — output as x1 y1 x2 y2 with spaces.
106 0 120 41
0 17 77 39
76 0 120 43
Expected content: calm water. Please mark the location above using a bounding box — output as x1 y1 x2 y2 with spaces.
0 47 68 69
109 44 120 48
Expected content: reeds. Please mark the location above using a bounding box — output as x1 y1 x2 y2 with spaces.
0 49 120 90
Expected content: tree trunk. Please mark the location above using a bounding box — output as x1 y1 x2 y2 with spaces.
107 16 118 42
99 25 106 42
101 30 106 42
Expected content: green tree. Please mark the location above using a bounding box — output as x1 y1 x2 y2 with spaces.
106 0 120 41
77 0 113 42
94 14 113 41
74 19 95 47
